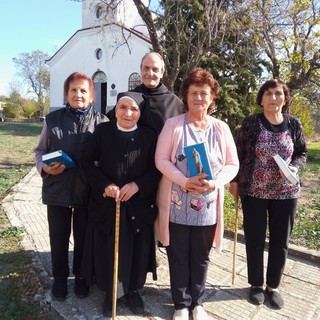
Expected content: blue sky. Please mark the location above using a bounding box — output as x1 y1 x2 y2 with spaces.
0 0 82 97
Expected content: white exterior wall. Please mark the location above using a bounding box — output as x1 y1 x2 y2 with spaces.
47 0 151 113
82 0 149 35
47 26 150 110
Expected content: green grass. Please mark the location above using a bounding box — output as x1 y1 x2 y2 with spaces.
224 141 320 250
0 121 60 319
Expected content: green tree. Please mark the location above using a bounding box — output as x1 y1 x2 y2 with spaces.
22 99 38 119
290 94 315 138
12 50 50 118
4 90 24 118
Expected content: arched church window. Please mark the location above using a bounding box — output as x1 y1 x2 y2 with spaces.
95 48 103 60
96 6 104 19
93 71 107 83
128 73 141 90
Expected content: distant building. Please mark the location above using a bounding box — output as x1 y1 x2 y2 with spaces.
46 0 152 114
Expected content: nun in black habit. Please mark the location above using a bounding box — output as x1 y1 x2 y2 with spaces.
81 92 160 317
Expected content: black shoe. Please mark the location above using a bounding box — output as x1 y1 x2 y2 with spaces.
266 289 284 309
126 290 144 315
74 276 89 299
249 286 265 305
102 295 112 318
51 278 68 301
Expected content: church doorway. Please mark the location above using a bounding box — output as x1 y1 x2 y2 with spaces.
93 71 107 114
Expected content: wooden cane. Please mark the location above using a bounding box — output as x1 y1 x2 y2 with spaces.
232 197 239 285
112 200 121 320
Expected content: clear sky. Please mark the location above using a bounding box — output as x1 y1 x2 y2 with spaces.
0 0 82 97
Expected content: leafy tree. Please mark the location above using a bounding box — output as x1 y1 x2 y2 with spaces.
290 94 315 138
23 100 38 119
12 50 50 118
4 90 25 118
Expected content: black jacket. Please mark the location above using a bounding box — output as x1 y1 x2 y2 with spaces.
107 83 184 134
42 106 109 207
81 120 161 234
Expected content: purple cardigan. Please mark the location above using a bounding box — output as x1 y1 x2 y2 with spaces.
154 114 239 252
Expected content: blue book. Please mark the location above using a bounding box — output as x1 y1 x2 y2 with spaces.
184 142 213 180
42 150 75 169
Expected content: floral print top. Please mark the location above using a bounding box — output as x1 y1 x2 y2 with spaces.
246 119 300 199
233 113 307 198
170 116 223 226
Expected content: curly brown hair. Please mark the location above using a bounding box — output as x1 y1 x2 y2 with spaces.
180 68 220 114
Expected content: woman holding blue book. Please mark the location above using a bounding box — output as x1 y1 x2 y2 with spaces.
34 72 108 301
154 68 239 320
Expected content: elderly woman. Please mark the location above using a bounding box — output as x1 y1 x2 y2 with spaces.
81 92 160 317
155 68 239 320
229 79 307 309
34 72 108 301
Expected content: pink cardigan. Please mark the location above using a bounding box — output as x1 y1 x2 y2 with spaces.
154 114 239 252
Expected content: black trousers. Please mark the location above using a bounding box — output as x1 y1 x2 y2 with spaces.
241 196 297 288
47 205 88 279
166 222 216 310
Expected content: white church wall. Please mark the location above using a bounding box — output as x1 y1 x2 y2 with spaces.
48 26 151 111
82 0 149 36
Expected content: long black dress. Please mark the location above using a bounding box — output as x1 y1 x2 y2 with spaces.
81 120 160 297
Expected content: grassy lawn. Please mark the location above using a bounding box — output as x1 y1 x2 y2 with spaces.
0 121 319 319
0 121 60 319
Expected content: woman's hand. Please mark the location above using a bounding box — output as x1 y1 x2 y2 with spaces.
278 165 298 179
103 183 120 200
103 182 139 202
119 182 139 201
42 163 65 175
185 173 212 194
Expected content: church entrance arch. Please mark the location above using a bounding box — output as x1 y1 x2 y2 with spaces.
92 71 107 114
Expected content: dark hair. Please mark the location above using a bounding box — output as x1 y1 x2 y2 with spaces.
63 72 95 104
256 79 291 113
180 68 220 114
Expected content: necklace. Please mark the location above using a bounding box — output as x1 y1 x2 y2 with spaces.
193 127 207 142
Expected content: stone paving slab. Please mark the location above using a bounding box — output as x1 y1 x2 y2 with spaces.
2 167 320 320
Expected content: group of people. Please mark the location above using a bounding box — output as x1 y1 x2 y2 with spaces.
34 51 307 320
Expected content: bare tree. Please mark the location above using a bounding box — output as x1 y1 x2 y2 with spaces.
246 0 320 92
12 50 50 117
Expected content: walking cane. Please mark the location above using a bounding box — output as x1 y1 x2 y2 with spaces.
112 200 121 320
232 197 239 285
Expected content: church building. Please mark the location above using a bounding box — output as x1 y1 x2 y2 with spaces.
46 0 152 113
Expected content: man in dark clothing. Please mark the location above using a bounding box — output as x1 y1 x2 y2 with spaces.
108 52 184 134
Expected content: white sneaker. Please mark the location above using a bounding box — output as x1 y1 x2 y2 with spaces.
192 305 208 320
172 308 189 320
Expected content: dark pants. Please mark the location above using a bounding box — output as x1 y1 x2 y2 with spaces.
241 196 297 288
166 222 216 310
47 205 88 279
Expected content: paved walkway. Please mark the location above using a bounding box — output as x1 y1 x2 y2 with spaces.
2 167 320 320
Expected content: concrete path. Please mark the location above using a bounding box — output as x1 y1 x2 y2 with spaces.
2 167 320 320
